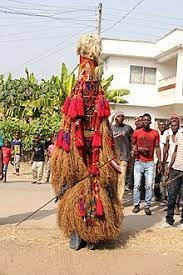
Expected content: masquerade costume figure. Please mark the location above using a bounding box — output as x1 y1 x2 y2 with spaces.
51 34 122 250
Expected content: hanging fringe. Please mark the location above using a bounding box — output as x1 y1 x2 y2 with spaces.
62 132 70 152
75 128 84 148
92 131 102 148
62 96 71 115
55 129 64 148
76 94 84 116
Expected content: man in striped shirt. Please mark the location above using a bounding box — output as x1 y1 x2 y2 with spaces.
161 127 183 229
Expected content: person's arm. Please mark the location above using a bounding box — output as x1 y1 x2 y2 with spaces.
131 131 138 159
164 145 177 179
163 135 170 163
129 126 134 150
0 147 3 180
155 143 163 173
20 141 23 156
155 131 162 172
30 147 34 164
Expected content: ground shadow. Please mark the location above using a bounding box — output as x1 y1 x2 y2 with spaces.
0 208 56 225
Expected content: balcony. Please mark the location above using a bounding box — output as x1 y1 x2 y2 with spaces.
158 75 176 92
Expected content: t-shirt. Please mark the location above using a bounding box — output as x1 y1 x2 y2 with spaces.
172 128 183 171
48 144 55 155
32 142 45 162
133 128 160 162
11 139 22 155
2 147 12 164
112 124 134 161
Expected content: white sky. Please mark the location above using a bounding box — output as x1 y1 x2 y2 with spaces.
1 0 183 79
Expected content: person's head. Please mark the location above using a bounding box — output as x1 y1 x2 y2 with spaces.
34 134 40 143
4 139 10 148
169 114 179 124
142 113 151 130
158 121 166 133
135 116 143 129
170 121 179 134
114 112 125 125
15 131 20 140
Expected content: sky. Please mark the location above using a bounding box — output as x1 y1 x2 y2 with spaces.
1 0 183 79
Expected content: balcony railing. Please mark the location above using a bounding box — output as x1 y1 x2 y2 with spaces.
158 75 176 92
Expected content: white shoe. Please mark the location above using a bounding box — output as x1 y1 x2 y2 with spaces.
158 222 172 228
177 223 183 230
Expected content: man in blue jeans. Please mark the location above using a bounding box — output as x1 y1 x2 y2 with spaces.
132 113 162 215
161 127 183 229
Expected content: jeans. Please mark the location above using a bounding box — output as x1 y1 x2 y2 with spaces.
166 168 183 225
133 161 155 208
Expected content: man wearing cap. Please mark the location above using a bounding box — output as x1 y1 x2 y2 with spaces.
111 112 134 202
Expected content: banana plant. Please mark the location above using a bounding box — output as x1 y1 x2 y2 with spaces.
101 74 129 104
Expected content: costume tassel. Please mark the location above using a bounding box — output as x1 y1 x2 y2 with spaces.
104 99 110 117
75 128 84 147
92 131 102 147
95 198 103 216
97 95 105 118
62 132 70 152
67 97 77 119
62 96 71 115
76 94 84 116
55 129 64 148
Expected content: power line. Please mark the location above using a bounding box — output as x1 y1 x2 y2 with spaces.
11 26 95 73
103 7 183 21
0 9 96 22
102 0 145 33
102 18 175 31
1 5 93 13
6 0 95 10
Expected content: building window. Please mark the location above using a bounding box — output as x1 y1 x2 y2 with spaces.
130 65 156 85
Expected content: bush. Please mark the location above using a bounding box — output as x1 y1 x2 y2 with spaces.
0 113 61 152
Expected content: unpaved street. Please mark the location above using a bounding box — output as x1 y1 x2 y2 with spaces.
0 164 183 275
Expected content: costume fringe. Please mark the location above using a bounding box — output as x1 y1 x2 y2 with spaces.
51 120 123 243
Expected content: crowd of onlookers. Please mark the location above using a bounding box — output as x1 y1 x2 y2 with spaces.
111 112 183 229
0 131 55 184
0 112 182 229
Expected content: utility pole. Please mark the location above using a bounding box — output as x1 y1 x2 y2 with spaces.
97 3 102 37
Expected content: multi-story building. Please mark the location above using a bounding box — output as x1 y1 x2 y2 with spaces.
102 28 183 127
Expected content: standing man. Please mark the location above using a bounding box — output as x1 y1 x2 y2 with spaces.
154 121 166 201
111 112 134 202
162 120 179 208
132 113 162 215
30 134 45 184
11 131 23 176
161 127 183 229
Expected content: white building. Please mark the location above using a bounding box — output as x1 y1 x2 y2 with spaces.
102 28 183 127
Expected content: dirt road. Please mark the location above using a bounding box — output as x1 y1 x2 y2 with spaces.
0 164 183 275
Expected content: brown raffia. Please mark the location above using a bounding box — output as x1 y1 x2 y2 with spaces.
51 119 123 243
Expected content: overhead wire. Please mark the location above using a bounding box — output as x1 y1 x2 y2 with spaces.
103 7 183 21
6 0 96 10
102 0 145 33
11 26 96 74
0 9 96 22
